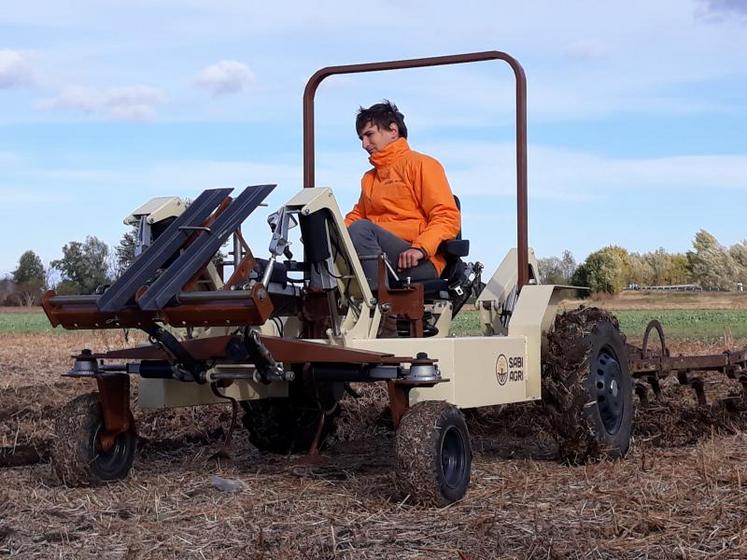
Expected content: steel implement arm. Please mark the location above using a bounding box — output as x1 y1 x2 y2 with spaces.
137 184 275 311
97 187 234 313
302 51 530 289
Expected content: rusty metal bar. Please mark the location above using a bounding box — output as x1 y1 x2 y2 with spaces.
302 51 529 289
43 283 273 330
93 333 433 369
628 321 747 386
630 350 747 378
43 290 157 329
160 283 273 327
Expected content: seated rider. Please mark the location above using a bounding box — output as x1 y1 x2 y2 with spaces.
344 101 461 291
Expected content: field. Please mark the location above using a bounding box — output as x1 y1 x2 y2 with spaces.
1 294 746 559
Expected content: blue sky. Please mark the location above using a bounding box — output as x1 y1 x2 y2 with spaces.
1 0 746 277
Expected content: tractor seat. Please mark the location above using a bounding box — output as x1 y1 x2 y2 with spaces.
419 195 469 301
419 238 470 300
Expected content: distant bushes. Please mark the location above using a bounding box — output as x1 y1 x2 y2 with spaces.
539 229 747 295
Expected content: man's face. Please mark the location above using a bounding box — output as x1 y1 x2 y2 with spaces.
358 122 398 155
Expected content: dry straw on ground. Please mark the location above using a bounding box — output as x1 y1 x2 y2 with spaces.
0 332 745 558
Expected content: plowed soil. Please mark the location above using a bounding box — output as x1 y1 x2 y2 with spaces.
1 330 746 559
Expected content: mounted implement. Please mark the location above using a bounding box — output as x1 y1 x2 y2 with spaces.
629 319 747 407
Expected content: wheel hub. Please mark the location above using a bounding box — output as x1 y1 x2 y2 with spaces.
440 426 468 489
593 346 624 434
92 423 133 476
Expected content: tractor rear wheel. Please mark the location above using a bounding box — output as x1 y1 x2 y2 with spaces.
394 401 472 506
542 307 633 464
51 393 137 486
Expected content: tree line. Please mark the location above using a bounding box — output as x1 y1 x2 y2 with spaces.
538 230 747 294
1 231 136 306
2 228 745 306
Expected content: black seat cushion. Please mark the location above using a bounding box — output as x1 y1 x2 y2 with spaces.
438 239 469 258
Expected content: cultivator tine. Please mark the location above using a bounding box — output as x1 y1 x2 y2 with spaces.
691 378 707 407
634 382 649 406
629 320 747 407
209 383 240 460
647 374 662 399
308 411 327 458
138 184 276 311
98 188 234 313
675 373 708 406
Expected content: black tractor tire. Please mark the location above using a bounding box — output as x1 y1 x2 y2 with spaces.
542 307 633 464
395 401 472 506
241 379 342 454
51 393 137 486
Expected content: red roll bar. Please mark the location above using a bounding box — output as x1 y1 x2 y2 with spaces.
302 51 529 289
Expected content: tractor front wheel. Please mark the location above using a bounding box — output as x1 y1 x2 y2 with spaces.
394 401 472 506
51 393 137 486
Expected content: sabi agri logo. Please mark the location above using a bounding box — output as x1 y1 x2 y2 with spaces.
495 354 509 385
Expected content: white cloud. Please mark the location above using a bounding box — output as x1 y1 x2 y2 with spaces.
194 60 254 95
0 49 35 89
697 0 747 21
35 85 166 120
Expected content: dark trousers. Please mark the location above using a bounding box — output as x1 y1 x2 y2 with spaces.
348 219 437 290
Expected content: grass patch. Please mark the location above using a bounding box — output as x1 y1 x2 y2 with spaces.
451 310 482 337
0 311 56 334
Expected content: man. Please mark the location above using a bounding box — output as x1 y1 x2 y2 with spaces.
344 101 461 291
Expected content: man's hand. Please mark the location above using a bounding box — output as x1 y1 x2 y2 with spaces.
398 247 426 270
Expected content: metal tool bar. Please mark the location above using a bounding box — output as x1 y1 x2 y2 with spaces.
631 350 747 377
176 290 259 303
49 294 99 305
160 282 273 327
42 289 157 329
138 184 276 311
98 188 234 312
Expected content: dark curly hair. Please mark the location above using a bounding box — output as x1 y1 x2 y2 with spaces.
355 100 408 139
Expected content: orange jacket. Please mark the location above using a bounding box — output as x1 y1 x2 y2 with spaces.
344 138 461 276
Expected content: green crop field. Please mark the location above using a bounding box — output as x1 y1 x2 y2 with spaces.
2 306 746 341
612 309 747 341
451 308 747 341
